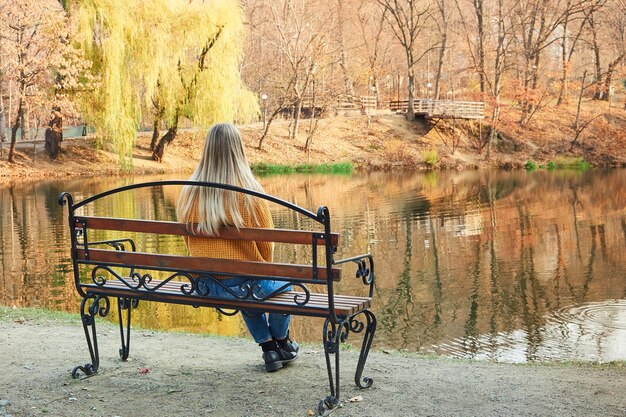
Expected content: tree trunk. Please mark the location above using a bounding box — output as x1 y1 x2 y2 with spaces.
337 0 355 99
599 53 625 102
589 16 603 99
290 98 302 141
474 0 486 94
152 113 179 162
150 117 160 151
556 1 571 106
557 60 570 106
574 71 587 132
21 100 29 141
8 99 24 163
434 0 448 100
44 110 63 160
0 91 7 144
407 74 415 119
485 103 500 159
434 31 446 100
304 80 318 153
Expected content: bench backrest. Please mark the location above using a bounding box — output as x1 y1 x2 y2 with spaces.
73 216 340 282
59 180 341 313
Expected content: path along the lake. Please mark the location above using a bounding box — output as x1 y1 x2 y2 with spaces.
0 318 624 417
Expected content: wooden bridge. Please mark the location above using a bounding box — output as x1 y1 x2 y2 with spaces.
389 99 485 119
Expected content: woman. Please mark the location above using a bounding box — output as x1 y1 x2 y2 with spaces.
177 123 299 372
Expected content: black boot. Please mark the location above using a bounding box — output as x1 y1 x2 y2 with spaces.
276 333 300 360
260 340 297 372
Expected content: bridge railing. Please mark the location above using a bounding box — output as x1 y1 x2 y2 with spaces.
388 99 485 119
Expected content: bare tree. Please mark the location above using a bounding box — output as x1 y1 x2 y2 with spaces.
485 0 516 157
556 0 604 105
260 0 332 142
589 0 625 100
356 1 391 105
336 0 355 99
377 0 434 119
455 0 486 94
0 0 6 145
432 0 452 100
455 0 515 156
512 0 588 124
0 68 6 145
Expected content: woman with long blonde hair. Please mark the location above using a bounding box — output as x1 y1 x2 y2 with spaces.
177 123 298 372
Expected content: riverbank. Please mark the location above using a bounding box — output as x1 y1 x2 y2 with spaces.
0 100 625 181
0 309 624 417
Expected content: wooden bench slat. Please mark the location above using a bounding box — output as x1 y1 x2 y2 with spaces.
77 249 341 282
76 217 339 246
104 277 369 309
81 283 369 317
112 279 368 310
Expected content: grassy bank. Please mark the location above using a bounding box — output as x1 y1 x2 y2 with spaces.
251 162 353 175
524 156 592 171
0 305 77 324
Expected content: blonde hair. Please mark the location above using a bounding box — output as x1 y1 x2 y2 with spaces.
177 123 264 236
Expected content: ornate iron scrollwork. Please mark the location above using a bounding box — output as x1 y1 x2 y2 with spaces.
355 258 373 286
91 265 144 289
87 295 110 320
194 274 311 306
216 308 240 316
71 295 111 379
334 254 375 298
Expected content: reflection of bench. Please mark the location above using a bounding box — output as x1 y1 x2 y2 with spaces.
58 180 376 414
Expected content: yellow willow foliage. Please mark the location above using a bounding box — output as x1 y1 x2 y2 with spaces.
76 0 258 167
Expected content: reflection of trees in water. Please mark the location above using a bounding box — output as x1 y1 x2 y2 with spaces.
150 186 176 221
570 185 583 261
515 201 546 361
462 240 481 356
485 178 508 358
378 210 448 351
379 215 417 350
3 171 626 355
0 183 76 309
578 224 599 303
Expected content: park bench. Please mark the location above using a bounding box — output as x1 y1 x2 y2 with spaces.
58 180 376 414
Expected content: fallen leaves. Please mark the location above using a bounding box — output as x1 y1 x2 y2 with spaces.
347 395 363 403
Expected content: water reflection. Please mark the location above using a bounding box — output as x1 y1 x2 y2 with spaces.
430 300 626 362
1 169 625 363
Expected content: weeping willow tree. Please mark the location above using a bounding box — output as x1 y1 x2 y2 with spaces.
74 0 258 166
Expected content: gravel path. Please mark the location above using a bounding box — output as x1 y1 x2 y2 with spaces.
1 319 624 417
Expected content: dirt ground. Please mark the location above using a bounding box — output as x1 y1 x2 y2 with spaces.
1 316 624 417
1 100 625 182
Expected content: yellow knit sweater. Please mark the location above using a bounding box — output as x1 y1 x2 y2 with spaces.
183 197 274 264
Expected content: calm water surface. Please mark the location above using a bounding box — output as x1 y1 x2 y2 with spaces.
1 170 625 363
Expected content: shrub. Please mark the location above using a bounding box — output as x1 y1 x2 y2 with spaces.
423 148 438 167
524 160 537 171
552 157 591 170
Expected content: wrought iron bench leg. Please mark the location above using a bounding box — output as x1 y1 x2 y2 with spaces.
352 310 376 389
72 295 110 379
319 318 347 415
318 311 377 415
117 298 139 361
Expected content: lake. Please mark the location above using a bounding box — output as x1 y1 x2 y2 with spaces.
1 169 624 363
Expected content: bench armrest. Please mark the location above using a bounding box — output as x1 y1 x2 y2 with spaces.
333 253 375 298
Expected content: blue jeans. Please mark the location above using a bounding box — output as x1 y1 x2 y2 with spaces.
197 277 291 344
